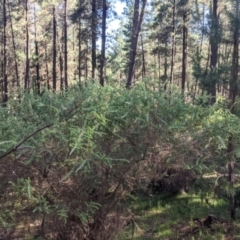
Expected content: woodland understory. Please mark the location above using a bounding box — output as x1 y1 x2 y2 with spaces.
1 0 240 239
1 83 240 239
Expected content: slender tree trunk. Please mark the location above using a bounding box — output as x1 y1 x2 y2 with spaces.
72 29 78 82
91 0 97 80
170 0 176 84
85 42 89 81
164 41 168 90
78 17 82 84
209 0 218 105
52 5 57 90
7 0 19 87
44 40 50 90
100 0 107 86
141 35 146 80
126 0 139 87
64 0 68 88
24 0 29 90
58 29 64 90
181 1 188 95
228 0 239 221
3 0 8 105
24 0 29 89
59 50 64 90
34 4 40 95
157 40 161 82
200 4 205 54
126 0 147 88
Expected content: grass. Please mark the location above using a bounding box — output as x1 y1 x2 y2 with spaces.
118 192 240 240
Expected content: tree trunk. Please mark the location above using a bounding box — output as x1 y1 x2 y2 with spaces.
164 41 168 90
64 0 68 88
78 17 82 84
24 0 29 90
52 5 57 90
170 0 176 84
209 0 218 105
2 0 8 104
126 0 147 88
58 29 64 90
157 39 161 82
44 40 50 90
34 4 40 95
7 0 19 87
228 0 239 221
85 42 89 81
141 35 146 80
181 1 188 95
100 0 107 86
91 0 97 80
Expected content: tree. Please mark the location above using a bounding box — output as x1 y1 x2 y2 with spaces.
7 0 19 88
24 0 29 90
126 0 147 88
178 0 189 95
52 5 57 90
99 0 107 86
64 0 68 88
208 0 219 104
226 0 240 221
2 0 8 104
91 0 97 80
33 4 40 95
170 0 176 85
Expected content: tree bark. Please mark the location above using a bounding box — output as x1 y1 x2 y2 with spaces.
181 0 188 95
52 5 57 90
78 16 82 84
209 0 218 105
64 0 68 88
7 0 19 88
141 35 146 80
44 40 50 90
58 29 64 90
227 0 240 221
126 0 147 88
91 0 97 80
2 0 8 104
100 0 107 86
34 4 40 95
24 0 29 90
170 0 176 84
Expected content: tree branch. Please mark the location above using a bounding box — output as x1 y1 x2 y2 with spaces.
0 123 53 160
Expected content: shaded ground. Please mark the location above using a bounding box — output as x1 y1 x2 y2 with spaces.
118 193 240 240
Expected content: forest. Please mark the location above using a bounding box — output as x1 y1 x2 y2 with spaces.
1 0 240 239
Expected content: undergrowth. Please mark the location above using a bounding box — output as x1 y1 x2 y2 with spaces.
119 193 239 240
0 82 240 239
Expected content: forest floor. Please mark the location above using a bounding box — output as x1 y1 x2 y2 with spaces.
118 193 240 240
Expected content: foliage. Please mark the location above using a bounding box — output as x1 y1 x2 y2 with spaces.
1 82 240 238
119 193 237 240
